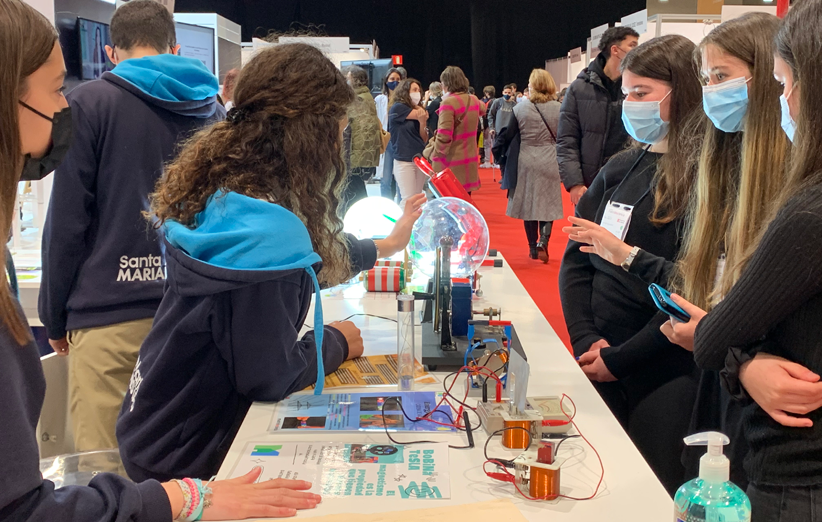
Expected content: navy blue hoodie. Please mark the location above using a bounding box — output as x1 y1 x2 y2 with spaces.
0 303 169 521
117 192 377 482
39 55 225 340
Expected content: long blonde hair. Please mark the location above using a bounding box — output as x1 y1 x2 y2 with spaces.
675 13 789 309
0 0 56 344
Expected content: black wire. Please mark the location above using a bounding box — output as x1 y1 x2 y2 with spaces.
554 435 581 454
341 313 397 323
484 427 533 469
304 313 398 329
380 397 476 449
440 370 483 433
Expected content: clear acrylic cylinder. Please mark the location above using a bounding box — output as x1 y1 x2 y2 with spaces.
397 294 416 391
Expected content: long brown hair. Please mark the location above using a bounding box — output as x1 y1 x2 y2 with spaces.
0 0 56 344
621 35 706 226
151 43 355 286
771 0 822 212
676 13 789 309
389 78 423 110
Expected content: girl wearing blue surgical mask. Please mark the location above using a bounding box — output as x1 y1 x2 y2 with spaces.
558 34 707 494
375 67 404 201
660 2 822 517
570 14 793 490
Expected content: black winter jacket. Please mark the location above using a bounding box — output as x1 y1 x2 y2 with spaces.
556 53 630 191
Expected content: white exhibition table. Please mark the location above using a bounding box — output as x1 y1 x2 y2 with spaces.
217 253 672 521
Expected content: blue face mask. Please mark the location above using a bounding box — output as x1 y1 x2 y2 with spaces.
621 91 672 144
780 90 796 143
386 81 399 91
503 94 511 101
702 77 750 133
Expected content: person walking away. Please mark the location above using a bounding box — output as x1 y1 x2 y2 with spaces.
38 0 225 452
557 26 639 205
342 65 382 213
428 66 486 193
499 70 563 262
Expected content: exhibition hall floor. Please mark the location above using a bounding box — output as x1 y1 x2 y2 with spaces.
472 166 573 350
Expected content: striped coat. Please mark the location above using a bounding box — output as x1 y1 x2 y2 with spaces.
430 93 486 192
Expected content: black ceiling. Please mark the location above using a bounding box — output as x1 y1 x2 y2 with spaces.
174 0 645 90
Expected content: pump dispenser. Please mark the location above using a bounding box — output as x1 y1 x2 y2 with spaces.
674 432 751 522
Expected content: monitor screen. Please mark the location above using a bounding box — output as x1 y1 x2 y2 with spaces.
175 22 215 75
78 18 115 81
340 58 393 95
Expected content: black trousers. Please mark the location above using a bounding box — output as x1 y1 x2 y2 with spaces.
341 167 374 216
523 220 552 247
748 483 822 522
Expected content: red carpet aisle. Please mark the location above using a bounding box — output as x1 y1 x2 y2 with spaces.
472 166 573 351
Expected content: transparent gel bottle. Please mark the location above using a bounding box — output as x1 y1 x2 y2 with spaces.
674 432 751 522
397 294 416 391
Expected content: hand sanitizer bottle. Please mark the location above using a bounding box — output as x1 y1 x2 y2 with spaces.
674 431 751 522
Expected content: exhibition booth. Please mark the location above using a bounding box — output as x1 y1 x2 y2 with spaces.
14 0 787 520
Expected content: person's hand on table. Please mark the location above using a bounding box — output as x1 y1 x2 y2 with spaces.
740 353 822 428
577 350 616 382
50 337 69 356
162 467 322 520
328 321 364 359
569 185 587 205
373 193 426 259
659 294 707 351
563 216 633 266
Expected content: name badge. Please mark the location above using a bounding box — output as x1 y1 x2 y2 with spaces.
600 201 633 241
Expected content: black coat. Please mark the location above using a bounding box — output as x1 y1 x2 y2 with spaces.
492 119 520 191
556 54 630 191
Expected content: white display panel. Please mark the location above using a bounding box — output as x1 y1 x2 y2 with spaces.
176 22 215 75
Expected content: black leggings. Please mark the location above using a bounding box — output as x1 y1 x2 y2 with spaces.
523 220 552 246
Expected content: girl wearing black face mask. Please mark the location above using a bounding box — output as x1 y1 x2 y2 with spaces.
375 67 404 201
1 1 329 520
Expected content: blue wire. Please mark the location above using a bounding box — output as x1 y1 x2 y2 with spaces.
464 342 482 368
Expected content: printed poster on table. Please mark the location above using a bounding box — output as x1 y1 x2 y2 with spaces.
228 441 450 499
269 391 456 432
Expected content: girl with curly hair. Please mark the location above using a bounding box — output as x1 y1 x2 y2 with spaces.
116 43 423 482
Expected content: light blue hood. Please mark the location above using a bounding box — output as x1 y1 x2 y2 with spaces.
112 54 219 103
164 191 329 394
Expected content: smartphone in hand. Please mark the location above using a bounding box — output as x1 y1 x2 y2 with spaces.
648 283 691 323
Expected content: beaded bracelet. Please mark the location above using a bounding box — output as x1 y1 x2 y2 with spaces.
172 480 193 522
182 478 201 521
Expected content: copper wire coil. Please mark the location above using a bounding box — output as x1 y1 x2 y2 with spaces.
530 466 560 500
502 420 531 449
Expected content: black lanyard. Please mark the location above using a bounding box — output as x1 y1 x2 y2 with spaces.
609 145 655 208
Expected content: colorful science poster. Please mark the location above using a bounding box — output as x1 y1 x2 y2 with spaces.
269 392 456 432
228 442 450 499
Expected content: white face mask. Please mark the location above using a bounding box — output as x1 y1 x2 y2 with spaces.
410 92 422 105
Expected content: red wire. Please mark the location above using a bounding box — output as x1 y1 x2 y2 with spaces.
412 365 500 430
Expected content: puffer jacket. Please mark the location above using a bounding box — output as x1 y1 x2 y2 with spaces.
348 86 382 168
556 53 629 191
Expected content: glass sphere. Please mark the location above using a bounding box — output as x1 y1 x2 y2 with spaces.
410 197 489 278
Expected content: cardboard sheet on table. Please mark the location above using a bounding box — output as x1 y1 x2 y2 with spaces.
248 499 528 522
306 355 437 390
